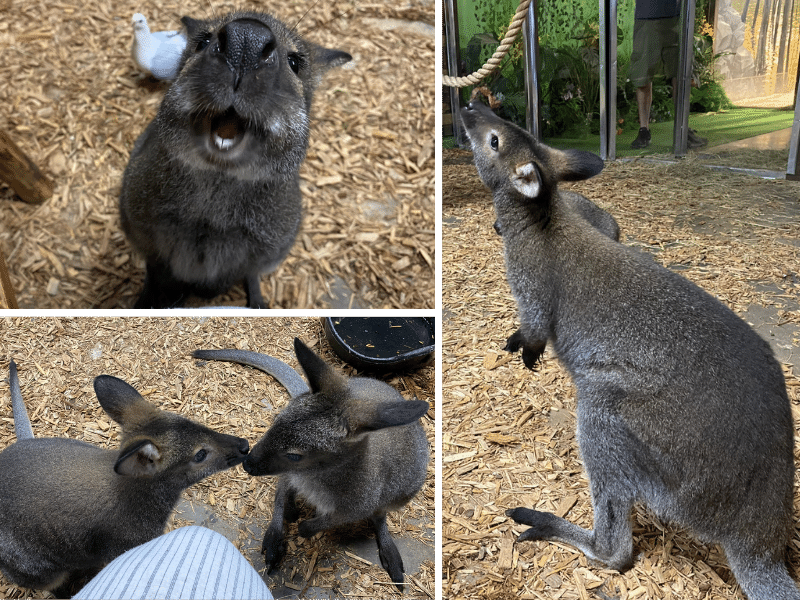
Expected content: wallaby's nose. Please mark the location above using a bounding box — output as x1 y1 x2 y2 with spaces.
218 18 276 88
242 454 255 474
238 439 250 455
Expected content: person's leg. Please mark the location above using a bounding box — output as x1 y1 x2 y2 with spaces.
636 82 652 129
73 526 274 600
630 19 658 148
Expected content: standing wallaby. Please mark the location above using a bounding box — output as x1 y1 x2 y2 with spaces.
120 11 351 308
193 339 430 590
460 100 799 600
0 361 250 594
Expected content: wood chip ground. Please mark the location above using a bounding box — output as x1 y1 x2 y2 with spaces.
443 149 800 600
0 317 435 599
0 0 434 309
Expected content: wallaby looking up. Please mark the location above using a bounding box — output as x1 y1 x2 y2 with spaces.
120 11 352 308
0 362 250 594
193 339 430 590
500 190 620 368
460 100 798 600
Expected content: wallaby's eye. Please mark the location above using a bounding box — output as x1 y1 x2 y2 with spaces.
490 135 499 151
285 453 302 462
193 449 208 463
195 34 212 53
287 53 301 74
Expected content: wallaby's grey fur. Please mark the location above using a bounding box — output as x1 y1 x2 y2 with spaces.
0 363 250 594
194 339 430 590
120 11 351 308
501 191 620 368
193 348 310 398
460 100 799 600
493 190 619 242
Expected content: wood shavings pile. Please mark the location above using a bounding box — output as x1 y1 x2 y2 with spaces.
443 149 800 600
0 0 434 309
0 317 435 599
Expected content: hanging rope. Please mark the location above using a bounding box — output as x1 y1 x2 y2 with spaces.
442 0 531 88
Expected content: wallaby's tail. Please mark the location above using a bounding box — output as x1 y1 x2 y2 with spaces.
192 349 310 398
727 549 800 600
9 360 34 441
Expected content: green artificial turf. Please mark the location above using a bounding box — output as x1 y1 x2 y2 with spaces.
544 107 795 157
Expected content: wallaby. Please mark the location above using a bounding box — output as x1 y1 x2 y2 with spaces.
120 11 352 308
0 361 250 594
193 339 430 590
499 190 620 368
460 100 799 600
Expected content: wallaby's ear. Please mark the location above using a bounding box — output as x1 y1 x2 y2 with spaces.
511 162 542 198
293 338 346 394
554 148 604 182
94 375 154 426
115 439 162 477
347 400 429 435
309 42 352 73
181 16 205 38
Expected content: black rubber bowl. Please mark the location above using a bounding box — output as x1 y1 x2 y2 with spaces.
322 317 435 373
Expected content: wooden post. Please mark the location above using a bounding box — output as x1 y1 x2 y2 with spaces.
0 128 54 204
0 247 18 309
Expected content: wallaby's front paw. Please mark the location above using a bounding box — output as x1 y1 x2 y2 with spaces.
506 507 560 542
378 542 405 590
503 329 525 353
521 341 546 370
262 528 287 572
297 518 322 539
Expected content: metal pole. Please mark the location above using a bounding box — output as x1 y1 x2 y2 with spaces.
674 0 696 157
522 0 541 138
599 0 618 160
444 0 466 147
786 55 800 179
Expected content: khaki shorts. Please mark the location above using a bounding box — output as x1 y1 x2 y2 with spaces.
629 17 680 87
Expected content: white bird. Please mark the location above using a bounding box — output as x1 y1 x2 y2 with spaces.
131 13 187 81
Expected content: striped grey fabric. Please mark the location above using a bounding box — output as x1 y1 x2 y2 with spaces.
73 526 273 600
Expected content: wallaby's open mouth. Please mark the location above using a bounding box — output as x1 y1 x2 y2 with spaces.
192 108 251 164
210 109 245 151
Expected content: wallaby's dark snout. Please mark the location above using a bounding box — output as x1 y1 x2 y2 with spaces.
217 19 275 83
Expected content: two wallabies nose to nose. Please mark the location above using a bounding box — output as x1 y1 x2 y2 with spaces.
219 18 276 73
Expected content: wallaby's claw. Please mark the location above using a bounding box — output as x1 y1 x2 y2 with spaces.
521 345 544 370
503 329 524 353
262 529 287 572
506 507 559 543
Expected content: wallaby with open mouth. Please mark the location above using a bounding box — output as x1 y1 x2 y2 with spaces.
0 360 250 595
193 339 430 590
120 11 351 308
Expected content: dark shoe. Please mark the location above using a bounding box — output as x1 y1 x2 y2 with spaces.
687 128 708 149
631 127 651 149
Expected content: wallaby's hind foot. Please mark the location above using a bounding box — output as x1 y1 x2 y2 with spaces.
506 500 634 573
370 514 405 590
503 329 546 370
